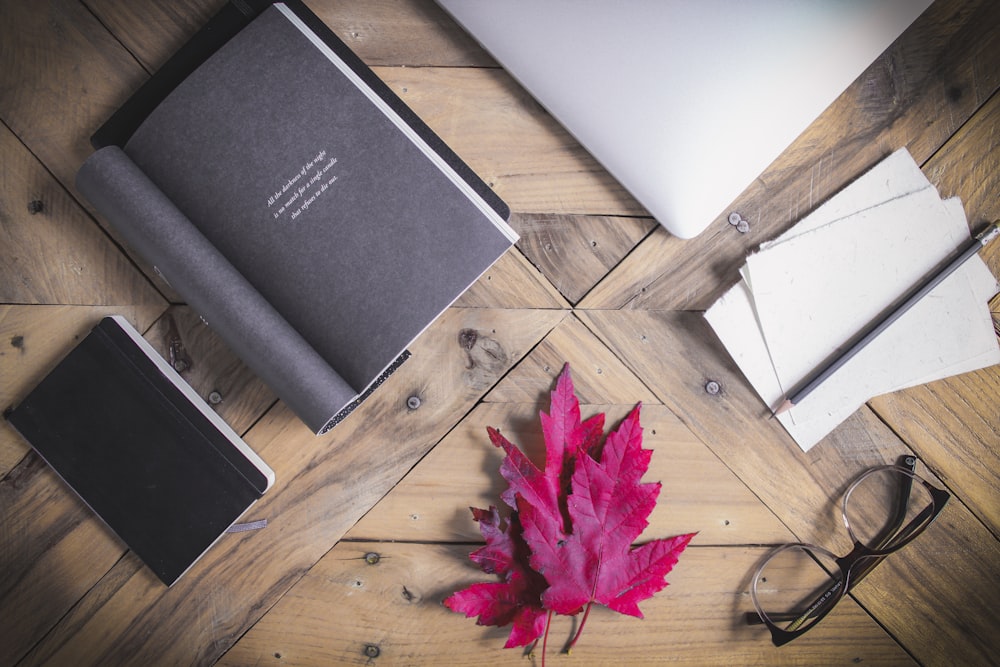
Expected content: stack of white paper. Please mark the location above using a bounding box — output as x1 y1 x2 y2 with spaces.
706 149 1000 451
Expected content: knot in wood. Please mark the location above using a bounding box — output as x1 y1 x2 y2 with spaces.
457 328 478 351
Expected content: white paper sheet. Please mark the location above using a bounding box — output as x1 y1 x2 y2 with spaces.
706 148 1000 450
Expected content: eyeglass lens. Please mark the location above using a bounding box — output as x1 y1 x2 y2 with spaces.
754 544 842 633
843 467 934 549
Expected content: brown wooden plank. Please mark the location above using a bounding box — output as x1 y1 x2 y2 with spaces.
343 402 794 546
869 369 1000 535
0 0 147 192
580 309 1000 666
0 124 165 308
454 249 567 309
220 542 913 666
485 314 657 406
144 306 278 436
83 0 226 72
580 0 1000 311
1 305 165 477
0 454 135 667
86 0 496 71
307 0 497 67
512 212 657 305
0 0 184 298
17 308 565 666
925 82 1000 269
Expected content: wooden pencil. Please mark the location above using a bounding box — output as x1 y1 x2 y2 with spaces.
775 220 1000 415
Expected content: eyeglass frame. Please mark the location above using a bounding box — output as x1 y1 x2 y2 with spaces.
747 456 950 647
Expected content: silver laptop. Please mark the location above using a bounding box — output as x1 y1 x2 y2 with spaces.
435 0 932 239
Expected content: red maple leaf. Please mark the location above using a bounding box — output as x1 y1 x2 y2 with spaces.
446 363 696 659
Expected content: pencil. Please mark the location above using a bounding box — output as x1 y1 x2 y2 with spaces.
774 219 1000 416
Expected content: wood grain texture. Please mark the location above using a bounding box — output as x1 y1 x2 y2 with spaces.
2 0 997 665
0 0 183 299
580 0 1000 311
342 401 794 546
220 542 913 666
307 0 497 67
869 370 1000 537
454 249 567 310
83 0 227 72
0 0 147 192
512 212 657 304
867 89 1000 539
0 125 166 308
924 82 1000 271
145 306 278 436
580 309 1000 666
485 314 658 407
0 454 133 666
16 308 564 666
86 0 495 71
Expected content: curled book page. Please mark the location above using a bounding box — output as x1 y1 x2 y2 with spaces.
77 146 358 433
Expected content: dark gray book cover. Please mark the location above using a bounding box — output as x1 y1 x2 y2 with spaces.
6 316 275 586
76 3 517 433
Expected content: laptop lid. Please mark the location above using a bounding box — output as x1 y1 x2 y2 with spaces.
435 0 932 239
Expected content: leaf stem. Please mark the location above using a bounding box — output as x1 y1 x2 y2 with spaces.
565 602 593 653
542 609 553 667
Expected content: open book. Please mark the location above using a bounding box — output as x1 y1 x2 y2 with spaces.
76 1 517 434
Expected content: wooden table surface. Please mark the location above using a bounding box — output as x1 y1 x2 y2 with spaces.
2 1 999 665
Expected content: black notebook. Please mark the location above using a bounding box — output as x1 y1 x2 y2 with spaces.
76 1 517 434
6 316 275 586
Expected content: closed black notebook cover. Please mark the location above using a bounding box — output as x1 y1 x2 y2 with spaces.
6 316 272 586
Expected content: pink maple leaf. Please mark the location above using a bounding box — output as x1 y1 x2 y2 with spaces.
520 402 695 619
446 363 696 660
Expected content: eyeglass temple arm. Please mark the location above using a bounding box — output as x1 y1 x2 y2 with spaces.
875 455 918 550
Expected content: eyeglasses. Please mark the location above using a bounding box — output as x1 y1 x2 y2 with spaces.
747 456 950 646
